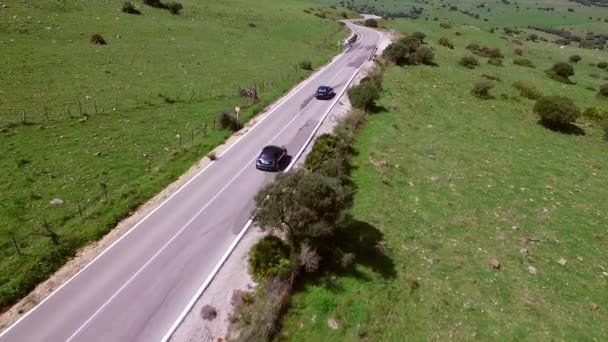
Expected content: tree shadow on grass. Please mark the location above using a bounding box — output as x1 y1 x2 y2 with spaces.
294 219 396 294
538 119 585 136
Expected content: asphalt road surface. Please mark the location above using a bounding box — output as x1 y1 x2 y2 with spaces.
0 22 381 342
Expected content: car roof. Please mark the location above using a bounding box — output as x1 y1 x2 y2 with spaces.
261 145 283 155
317 85 332 90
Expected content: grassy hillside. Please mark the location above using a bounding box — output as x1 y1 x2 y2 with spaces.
279 19 608 341
0 0 352 310
316 0 608 28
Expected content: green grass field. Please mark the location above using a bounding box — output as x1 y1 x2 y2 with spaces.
317 0 608 29
279 18 608 341
0 0 353 309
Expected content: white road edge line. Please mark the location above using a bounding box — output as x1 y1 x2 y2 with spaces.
0 23 357 340
160 25 383 342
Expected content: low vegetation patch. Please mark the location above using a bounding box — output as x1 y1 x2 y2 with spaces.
90 34 107 45
471 80 495 99
488 57 503 66
513 58 535 68
248 236 291 282
459 55 479 68
304 133 340 172
438 37 454 49
466 43 504 58
298 60 312 70
513 81 543 100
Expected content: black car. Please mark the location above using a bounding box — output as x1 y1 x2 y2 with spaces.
315 86 335 100
256 145 287 171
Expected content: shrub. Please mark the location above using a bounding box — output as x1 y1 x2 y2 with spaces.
217 111 241 131
547 62 575 83
348 80 381 110
364 19 378 28
528 33 538 41
455 31 462 36
551 62 574 78
514 47 523 56
248 23 256 28
167 2 182 14
569 55 581 63
412 31 426 42
513 81 543 100
466 44 504 58
513 58 535 68
583 107 607 122
413 46 435 65
90 34 107 45
298 60 312 70
383 35 434 66
603 120 608 142
534 96 581 126
459 56 479 69
590 73 600 79
598 61 608 69
599 83 608 98
440 22 452 29
143 0 166 8
482 74 501 81
304 134 340 172
248 236 291 282
438 37 454 49
488 57 503 66
340 11 348 18
122 2 141 15
472 81 495 99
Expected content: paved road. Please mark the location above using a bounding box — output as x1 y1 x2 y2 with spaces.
0 22 381 342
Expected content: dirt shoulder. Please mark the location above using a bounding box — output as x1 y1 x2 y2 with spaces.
168 29 394 342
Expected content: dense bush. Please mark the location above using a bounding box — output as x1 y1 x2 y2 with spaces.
598 61 608 69
471 81 494 99
364 19 378 27
569 55 582 63
438 37 454 49
514 47 523 56
513 58 535 68
122 2 141 15
348 79 381 111
90 34 107 45
513 81 543 100
459 55 480 69
488 57 503 66
248 236 291 282
217 111 241 131
527 33 538 41
304 134 340 171
383 34 434 66
298 60 312 70
439 22 452 29
534 96 581 126
548 62 575 82
599 83 608 98
412 31 426 42
143 0 166 8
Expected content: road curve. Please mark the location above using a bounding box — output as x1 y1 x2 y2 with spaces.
0 22 381 342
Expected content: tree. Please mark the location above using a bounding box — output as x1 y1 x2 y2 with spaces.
534 96 580 126
253 170 352 253
569 54 581 63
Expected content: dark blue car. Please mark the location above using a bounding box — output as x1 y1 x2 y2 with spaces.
256 145 287 171
315 86 335 100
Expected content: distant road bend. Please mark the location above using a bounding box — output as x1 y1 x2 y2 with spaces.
0 21 382 342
